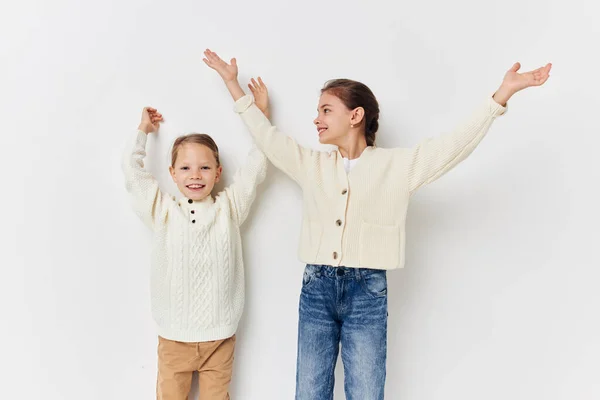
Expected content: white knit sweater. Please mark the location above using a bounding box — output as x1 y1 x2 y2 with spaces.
123 130 267 342
234 95 506 270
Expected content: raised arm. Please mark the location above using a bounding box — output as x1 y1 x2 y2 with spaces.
219 79 270 226
408 62 551 194
122 107 171 230
203 49 317 187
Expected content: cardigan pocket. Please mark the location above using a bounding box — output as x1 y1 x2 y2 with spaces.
359 222 400 269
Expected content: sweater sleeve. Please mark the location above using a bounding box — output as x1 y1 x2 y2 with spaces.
234 95 316 187
220 145 268 226
407 97 507 194
122 130 170 230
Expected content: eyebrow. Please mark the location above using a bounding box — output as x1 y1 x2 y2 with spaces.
178 161 213 165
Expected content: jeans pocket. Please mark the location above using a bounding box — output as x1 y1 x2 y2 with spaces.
302 265 320 290
360 270 388 298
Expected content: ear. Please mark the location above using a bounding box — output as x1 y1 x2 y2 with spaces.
169 166 176 182
350 107 365 126
215 165 223 183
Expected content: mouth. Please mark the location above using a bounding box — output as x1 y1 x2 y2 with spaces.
317 127 328 136
186 184 206 191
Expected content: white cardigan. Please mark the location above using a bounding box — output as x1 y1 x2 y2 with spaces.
234 95 506 270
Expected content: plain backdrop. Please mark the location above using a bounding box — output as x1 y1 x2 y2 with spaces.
1 0 599 398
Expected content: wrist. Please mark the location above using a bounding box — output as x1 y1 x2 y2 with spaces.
138 123 152 134
261 107 271 119
225 79 245 101
493 85 515 106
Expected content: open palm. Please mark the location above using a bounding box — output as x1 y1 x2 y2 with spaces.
503 62 552 92
203 49 238 82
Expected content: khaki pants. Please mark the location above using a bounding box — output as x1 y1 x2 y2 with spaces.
156 335 236 400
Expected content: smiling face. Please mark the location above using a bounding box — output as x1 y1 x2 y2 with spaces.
316 79 381 148
169 142 222 201
313 91 356 146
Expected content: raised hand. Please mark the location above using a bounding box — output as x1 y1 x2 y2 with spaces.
248 77 270 119
203 49 238 82
493 62 552 105
138 107 163 134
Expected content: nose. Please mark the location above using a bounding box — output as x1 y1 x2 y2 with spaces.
191 171 202 180
314 117 320 126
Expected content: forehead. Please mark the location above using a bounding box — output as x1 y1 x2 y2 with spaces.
318 92 346 108
176 143 217 163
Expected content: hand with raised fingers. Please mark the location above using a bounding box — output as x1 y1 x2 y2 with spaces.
203 49 238 83
248 77 270 119
138 107 163 134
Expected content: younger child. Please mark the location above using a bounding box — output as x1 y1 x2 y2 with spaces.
122 81 270 399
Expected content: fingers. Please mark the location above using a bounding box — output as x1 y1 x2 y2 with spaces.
248 83 256 94
258 76 266 89
249 77 267 92
203 49 218 65
510 62 521 73
204 49 225 64
146 107 163 122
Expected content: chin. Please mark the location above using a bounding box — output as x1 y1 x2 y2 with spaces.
185 190 211 201
319 136 332 145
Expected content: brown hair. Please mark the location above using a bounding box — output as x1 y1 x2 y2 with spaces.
321 79 380 146
171 134 220 167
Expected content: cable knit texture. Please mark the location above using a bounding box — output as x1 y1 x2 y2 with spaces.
234 95 506 270
123 130 267 342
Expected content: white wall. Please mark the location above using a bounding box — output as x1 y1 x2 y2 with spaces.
2 0 599 398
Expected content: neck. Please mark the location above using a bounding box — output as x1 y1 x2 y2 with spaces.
337 134 368 159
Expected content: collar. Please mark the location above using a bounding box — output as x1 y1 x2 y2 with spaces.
335 145 375 160
177 195 214 210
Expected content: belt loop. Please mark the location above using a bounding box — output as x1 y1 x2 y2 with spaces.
355 268 361 280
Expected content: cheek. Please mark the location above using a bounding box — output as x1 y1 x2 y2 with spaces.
176 172 189 184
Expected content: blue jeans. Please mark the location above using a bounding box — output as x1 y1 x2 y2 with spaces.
295 264 388 400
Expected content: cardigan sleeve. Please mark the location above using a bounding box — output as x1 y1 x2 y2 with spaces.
407 97 507 194
234 95 317 187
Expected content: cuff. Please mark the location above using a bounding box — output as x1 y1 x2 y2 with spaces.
488 96 508 116
234 95 254 114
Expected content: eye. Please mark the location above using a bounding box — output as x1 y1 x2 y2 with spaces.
201 166 211 170
324 109 331 113
180 166 189 170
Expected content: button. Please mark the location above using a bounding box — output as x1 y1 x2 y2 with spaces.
188 199 193 204
192 220 196 223
191 210 195 214
336 219 342 226
336 269 344 276
333 252 338 259
342 189 348 195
